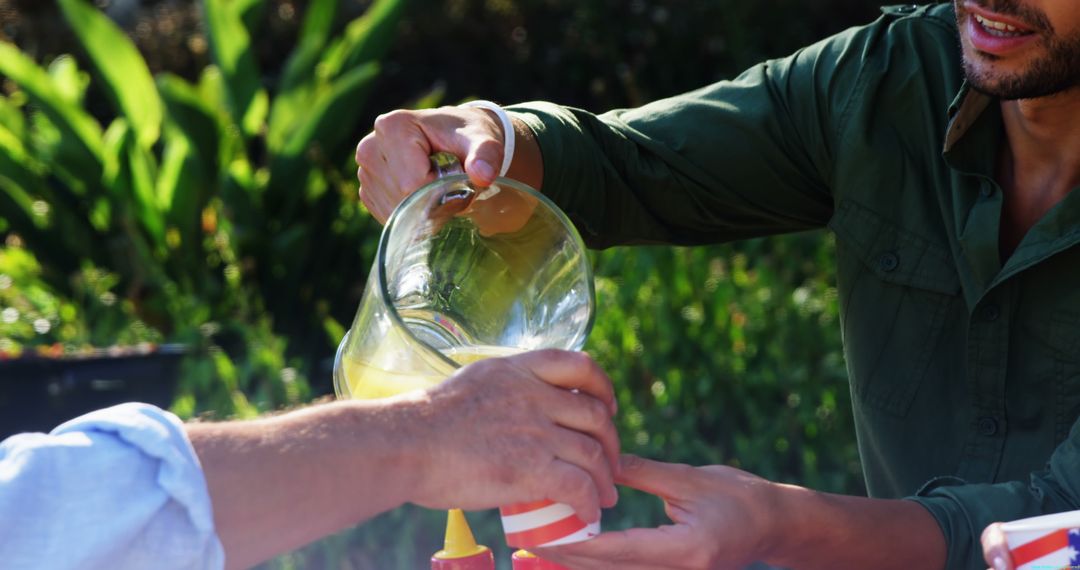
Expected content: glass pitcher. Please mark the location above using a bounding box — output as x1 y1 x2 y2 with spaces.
333 152 595 400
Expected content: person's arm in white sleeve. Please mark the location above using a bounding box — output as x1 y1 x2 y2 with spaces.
0 349 620 570
0 402 224 570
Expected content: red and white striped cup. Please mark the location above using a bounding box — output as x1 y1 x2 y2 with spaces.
1001 511 1080 570
499 500 600 548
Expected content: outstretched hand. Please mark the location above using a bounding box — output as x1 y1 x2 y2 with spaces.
537 454 779 570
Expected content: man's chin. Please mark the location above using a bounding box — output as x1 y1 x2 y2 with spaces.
962 60 1058 100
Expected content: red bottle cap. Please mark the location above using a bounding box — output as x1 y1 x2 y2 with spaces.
430 551 495 570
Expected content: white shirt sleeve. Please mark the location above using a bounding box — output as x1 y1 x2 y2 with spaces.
0 403 225 570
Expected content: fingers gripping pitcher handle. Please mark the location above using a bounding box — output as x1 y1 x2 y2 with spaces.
431 151 465 178
430 152 476 208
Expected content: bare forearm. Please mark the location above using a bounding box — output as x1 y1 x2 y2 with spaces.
187 399 421 570
768 484 947 570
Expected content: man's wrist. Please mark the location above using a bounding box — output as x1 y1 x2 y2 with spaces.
336 397 433 512
759 483 948 570
759 481 817 566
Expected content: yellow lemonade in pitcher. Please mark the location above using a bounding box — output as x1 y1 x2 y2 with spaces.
340 344 524 400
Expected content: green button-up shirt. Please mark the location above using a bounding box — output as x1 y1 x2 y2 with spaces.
509 4 1080 569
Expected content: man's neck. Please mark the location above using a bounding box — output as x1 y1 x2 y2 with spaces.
999 89 1080 196
995 88 1080 259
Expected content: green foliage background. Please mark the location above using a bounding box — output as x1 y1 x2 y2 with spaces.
0 0 900 567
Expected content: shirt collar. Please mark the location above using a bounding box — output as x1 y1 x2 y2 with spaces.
942 81 1001 176
943 81 993 154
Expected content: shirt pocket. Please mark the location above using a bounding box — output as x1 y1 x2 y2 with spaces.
829 199 961 417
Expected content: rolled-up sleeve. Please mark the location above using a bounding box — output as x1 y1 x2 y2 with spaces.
0 403 224 569
504 15 896 249
908 419 1080 570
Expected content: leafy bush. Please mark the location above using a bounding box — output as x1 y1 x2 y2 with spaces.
0 0 411 415
0 243 162 356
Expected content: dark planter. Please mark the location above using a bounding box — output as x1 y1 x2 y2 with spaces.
0 344 187 438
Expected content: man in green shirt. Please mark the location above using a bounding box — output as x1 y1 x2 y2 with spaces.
355 1 1080 568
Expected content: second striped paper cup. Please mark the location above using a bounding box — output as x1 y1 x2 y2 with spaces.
1001 511 1080 570
499 500 600 548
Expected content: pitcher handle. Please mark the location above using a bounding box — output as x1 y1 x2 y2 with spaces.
430 152 474 207
431 152 466 178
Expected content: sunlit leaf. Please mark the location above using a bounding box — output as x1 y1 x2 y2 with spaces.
57 0 163 148
202 0 267 137
0 41 103 188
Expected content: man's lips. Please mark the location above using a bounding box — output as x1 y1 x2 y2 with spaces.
962 2 1040 55
963 2 1040 34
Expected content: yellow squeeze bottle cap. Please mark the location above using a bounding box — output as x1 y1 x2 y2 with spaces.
433 509 491 560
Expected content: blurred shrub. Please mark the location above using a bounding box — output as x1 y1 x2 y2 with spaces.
0 0 410 414
0 243 162 355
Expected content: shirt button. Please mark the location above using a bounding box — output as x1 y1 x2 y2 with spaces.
978 416 999 436
877 252 900 273
980 185 995 198
981 303 1001 322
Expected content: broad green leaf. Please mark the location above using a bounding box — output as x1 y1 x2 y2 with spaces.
266 82 312 154
88 196 111 231
323 315 345 345
0 95 27 143
298 0 337 49
197 65 229 120
0 125 46 229
243 89 269 137
277 0 338 91
157 73 221 170
102 118 165 246
47 55 88 106
234 0 266 33
320 0 406 79
0 41 103 182
202 0 266 137
102 118 129 195
58 0 163 148
269 62 378 207
0 121 100 267
281 63 379 158
155 128 187 213
28 112 100 200
0 122 29 161
267 0 341 152
127 130 162 244
157 124 210 246
196 66 247 169
154 74 219 236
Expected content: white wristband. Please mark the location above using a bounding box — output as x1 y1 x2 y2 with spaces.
460 100 516 178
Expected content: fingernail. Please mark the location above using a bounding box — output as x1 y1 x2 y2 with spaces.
992 555 1008 570
473 159 495 181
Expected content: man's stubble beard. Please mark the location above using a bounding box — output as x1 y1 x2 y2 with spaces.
963 34 1080 99
957 0 1080 99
